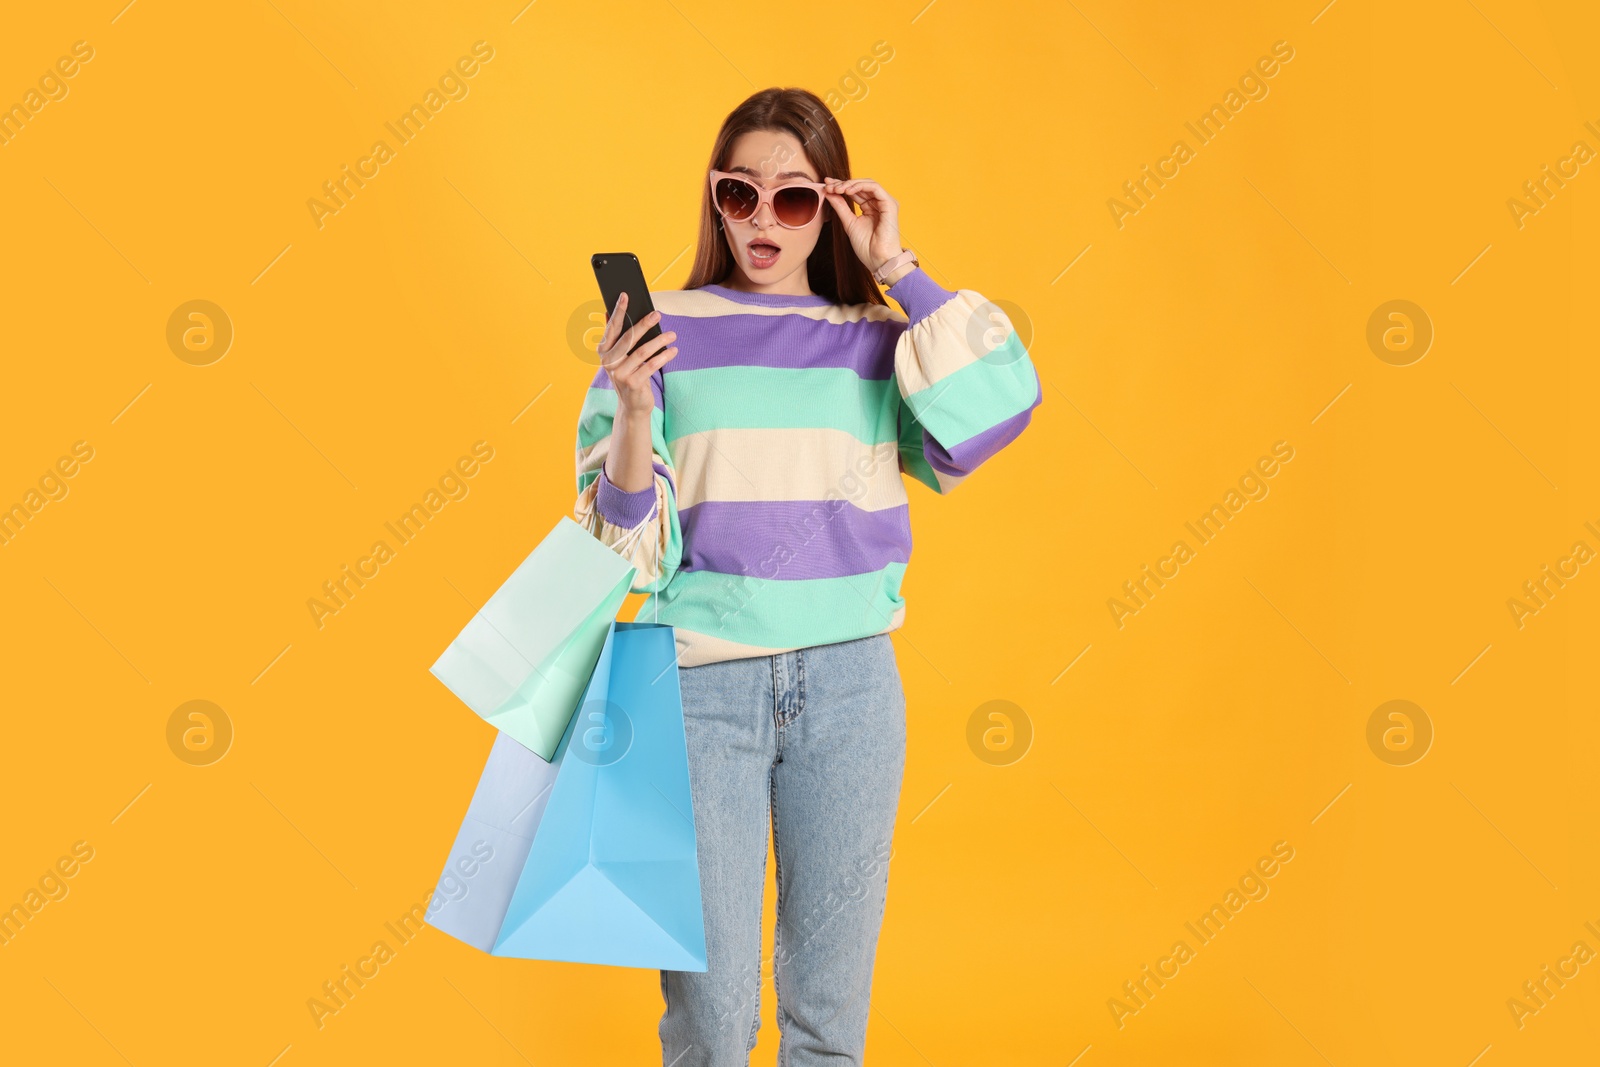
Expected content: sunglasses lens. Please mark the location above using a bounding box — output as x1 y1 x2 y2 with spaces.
714 177 758 221
774 186 821 227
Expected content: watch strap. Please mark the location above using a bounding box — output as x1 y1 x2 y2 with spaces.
873 249 917 285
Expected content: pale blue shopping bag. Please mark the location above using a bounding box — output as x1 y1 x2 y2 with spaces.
426 619 707 971
422 728 560 952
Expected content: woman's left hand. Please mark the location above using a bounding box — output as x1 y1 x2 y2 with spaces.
824 178 905 276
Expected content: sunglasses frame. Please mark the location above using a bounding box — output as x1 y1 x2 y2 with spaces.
707 169 831 230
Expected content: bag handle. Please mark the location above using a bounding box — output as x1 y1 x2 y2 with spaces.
608 499 655 558
606 496 663 624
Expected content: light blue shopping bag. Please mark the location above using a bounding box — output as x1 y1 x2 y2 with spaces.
426 619 707 971
422 728 561 953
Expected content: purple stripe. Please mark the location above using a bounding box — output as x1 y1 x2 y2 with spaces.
583 268 958 413
596 465 660 527
677 499 911 579
659 312 901 378
925 375 1043 477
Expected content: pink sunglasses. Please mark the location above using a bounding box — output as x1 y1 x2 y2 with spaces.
708 169 831 229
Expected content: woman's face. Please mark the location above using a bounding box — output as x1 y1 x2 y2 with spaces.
717 129 826 292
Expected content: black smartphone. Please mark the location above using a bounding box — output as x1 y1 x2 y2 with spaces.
591 252 662 356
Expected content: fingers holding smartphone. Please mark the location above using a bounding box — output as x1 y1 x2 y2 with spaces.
597 290 631 358
598 295 678 417
591 253 678 419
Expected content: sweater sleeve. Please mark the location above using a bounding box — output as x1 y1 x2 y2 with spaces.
573 367 683 594
887 266 1043 495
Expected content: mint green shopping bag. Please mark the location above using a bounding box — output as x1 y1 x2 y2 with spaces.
430 516 636 760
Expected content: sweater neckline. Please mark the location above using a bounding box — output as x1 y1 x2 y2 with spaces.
698 282 835 308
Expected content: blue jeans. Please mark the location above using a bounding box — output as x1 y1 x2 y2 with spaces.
660 633 907 1066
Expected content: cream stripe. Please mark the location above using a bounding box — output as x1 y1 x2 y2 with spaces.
576 434 612 475
576 436 599 471
895 289 1010 398
576 436 679 495
674 628 785 668
653 286 907 326
671 602 906 668
670 426 906 511
932 467 967 494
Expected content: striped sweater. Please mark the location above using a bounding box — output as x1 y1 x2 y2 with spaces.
573 266 1042 668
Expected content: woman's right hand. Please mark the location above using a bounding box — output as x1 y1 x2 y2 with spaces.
598 291 679 419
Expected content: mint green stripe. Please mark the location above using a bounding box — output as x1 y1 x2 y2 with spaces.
897 402 942 494
901 331 1037 448
576 388 670 457
639 563 906 649
575 386 620 451
665 366 899 445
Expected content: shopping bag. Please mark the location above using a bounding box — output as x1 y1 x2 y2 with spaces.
426 619 707 971
422 728 561 953
430 515 636 760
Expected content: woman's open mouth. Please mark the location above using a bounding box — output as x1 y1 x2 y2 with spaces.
747 241 781 270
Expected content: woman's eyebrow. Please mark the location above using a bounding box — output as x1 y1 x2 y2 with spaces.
728 165 816 181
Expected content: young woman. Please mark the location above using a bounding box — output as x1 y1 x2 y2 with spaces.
574 87 1042 1066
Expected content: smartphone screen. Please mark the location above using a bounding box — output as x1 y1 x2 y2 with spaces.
591 252 662 356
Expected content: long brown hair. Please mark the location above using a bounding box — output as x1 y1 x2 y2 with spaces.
683 88 886 308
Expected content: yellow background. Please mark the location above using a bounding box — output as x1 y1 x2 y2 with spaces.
2 0 1596 1063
